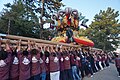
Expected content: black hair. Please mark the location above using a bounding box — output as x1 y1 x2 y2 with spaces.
60 52 64 56
30 49 38 55
40 52 43 57
50 52 56 57
12 47 17 56
22 50 29 56
58 47 60 51
115 54 119 57
65 51 69 56
44 51 50 57
73 53 76 59
53 47 56 50
0 50 8 60
83 53 86 56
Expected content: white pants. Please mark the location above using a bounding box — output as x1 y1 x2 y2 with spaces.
50 71 60 80
99 61 103 70
95 64 98 71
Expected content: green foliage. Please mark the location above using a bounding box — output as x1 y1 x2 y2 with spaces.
78 28 86 36
85 7 120 51
0 0 39 38
25 0 64 27
0 0 64 39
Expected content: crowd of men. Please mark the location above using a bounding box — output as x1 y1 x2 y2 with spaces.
0 39 112 80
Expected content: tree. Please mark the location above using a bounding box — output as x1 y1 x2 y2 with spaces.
24 0 64 38
0 0 40 38
0 0 64 39
85 7 120 51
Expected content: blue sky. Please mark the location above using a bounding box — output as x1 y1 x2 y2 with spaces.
62 0 120 24
0 0 120 25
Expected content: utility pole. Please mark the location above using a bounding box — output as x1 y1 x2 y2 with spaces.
39 0 44 38
40 0 44 29
7 19 10 35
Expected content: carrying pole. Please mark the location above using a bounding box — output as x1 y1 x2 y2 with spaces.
0 33 79 47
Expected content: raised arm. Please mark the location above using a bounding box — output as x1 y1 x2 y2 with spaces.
31 41 39 50
3 39 11 64
17 39 21 52
27 40 31 51
16 39 22 57
5 39 11 52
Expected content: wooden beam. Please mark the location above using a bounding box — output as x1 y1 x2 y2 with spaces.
0 33 79 47
1 39 53 46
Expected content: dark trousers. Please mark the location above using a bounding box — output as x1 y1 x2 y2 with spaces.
96 61 101 70
60 70 66 80
64 69 74 80
101 62 105 68
77 66 81 78
88 67 93 75
80 65 85 78
91 64 97 73
30 74 40 80
81 63 88 78
117 67 120 76
105 60 109 67
79 67 83 78
46 73 50 80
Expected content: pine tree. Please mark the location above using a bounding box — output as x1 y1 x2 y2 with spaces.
85 7 120 51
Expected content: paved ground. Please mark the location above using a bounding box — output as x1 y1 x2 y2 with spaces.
83 63 120 80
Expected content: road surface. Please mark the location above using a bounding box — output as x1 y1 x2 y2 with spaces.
83 63 120 80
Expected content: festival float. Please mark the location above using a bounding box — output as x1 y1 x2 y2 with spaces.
50 7 94 47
